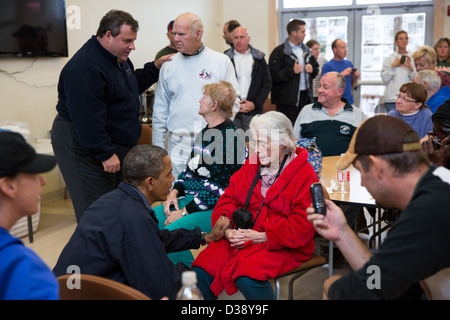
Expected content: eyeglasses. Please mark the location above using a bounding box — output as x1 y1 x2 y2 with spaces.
249 140 268 149
428 128 450 140
396 93 417 103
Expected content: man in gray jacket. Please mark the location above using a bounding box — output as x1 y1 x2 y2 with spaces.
225 26 272 132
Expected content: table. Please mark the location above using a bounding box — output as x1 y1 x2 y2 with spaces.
319 156 391 249
320 156 375 207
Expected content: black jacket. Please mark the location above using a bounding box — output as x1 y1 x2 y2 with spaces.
225 45 272 115
269 38 319 107
53 182 201 300
56 36 160 162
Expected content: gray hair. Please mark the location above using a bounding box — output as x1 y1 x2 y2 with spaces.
176 12 204 37
249 111 296 154
323 71 345 91
415 70 442 91
122 145 168 186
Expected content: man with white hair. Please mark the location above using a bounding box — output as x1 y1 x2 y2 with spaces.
294 71 367 157
152 12 240 179
414 70 450 113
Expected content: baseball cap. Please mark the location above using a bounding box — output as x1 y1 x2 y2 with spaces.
0 131 56 178
336 115 422 170
167 20 174 32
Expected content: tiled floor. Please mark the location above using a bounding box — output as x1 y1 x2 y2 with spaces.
23 198 352 300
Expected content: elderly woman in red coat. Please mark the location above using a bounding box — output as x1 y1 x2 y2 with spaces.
192 111 318 300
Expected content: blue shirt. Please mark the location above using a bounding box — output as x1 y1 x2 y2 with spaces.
427 86 450 113
322 59 355 104
388 108 433 139
0 227 59 300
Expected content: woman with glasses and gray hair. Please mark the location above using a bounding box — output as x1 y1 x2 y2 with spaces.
192 111 319 300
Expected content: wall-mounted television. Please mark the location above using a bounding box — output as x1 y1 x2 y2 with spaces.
0 0 68 58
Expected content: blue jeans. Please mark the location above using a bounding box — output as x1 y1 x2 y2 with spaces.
193 267 275 300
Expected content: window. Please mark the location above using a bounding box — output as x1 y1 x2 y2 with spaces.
279 0 433 116
283 0 352 8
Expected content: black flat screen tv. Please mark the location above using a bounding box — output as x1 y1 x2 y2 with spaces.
0 0 68 58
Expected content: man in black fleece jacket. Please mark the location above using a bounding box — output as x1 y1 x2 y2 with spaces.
51 10 172 222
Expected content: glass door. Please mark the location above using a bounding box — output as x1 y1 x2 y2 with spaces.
280 10 355 62
355 5 433 115
279 2 434 115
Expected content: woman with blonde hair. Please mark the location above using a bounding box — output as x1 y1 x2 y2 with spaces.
413 45 450 87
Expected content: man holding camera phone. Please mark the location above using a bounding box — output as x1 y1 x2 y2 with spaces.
307 115 450 299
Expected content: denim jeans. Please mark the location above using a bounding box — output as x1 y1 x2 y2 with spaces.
193 267 275 300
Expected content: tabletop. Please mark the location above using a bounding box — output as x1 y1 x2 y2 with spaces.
320 156 376 207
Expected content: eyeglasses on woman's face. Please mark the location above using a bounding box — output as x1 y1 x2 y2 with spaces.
396 93 417 103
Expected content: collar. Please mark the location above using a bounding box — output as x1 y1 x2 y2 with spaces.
205 118 234 131
119 182 156 216
92 36 127 70
312 98 353 112
182 43 205 57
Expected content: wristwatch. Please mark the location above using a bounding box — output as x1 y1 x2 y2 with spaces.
201 232 207 246
181 208 188 216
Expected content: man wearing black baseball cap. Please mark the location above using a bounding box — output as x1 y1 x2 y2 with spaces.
0 131 59 299
307 115 450 299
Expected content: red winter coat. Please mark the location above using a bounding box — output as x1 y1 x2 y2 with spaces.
192 148 318 296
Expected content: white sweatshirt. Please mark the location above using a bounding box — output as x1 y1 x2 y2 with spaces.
380 51 416 103
152 46 240 148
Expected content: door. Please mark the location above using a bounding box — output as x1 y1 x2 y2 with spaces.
279 2 434 114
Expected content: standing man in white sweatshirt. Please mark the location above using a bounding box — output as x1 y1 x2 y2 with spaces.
152 12 240 179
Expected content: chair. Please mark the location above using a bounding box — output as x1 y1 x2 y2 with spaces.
274 254 327 300
57 274 151 300
273 185 331 300
137 124 152 145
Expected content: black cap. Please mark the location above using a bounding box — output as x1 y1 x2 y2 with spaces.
0 131 56 178
432 99 450 122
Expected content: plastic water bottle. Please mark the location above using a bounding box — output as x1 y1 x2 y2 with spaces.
337 154 350 193
176 271 204 300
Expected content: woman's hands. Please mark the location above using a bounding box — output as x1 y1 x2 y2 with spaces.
163 189 179 216
225 228 267 249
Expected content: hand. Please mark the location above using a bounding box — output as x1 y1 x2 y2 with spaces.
293 59 303 74
225 228 267 249
163 189 179 216
164 209 183 226
306 199 349 242
102 154 120 173
353 69 360 78
341 67 353 77
405 56 414 72
304 63 313 73
391 56 402 68
206 216 231 243
421 135 447 167
154 53 175 69
239 100 255 113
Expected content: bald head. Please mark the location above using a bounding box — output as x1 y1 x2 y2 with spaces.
231 26 250 54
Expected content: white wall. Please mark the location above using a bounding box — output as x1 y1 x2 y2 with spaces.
0 0 269 199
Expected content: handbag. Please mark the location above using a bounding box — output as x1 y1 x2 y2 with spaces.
232 154 288 229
